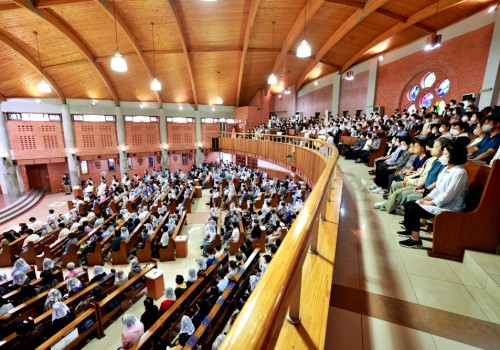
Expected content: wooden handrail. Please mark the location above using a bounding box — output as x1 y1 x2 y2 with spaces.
218 132 339 350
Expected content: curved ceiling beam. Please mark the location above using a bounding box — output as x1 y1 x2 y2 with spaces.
0 30 65 103
296 0 390 91
10 1 120 105
96 0 162 104
236 0 261 107
340 0 471 73
0 94 6 101
272 0 325 75
165 0 198 109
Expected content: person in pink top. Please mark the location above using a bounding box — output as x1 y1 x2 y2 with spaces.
65 262 79 280
120 314 144 349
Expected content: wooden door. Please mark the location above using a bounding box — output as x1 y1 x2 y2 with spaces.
26 164 51 191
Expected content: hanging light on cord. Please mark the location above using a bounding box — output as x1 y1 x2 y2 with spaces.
216 71 223 105
150 22 162 91
33 31 51 94
424 0 442 51
267 21 278 85
297 0 311 58
110 0 127 72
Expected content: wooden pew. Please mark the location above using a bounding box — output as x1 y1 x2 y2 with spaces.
0 235 27 267
2 268 63 305
185 188 195 213
61 214 117 268
183 249 259 349
428 161 500 261
205 214 222 252
368 137 387 167
251 226 267 253
111 217 149 265
95 262 157 330
159 212 187 261
34 237 70 270
131 253 229 350
19 229 61 265
229 212 245 256
137 213 169 263
86 220 128 266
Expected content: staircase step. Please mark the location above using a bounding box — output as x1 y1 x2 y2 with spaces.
0 190 39 221
0 189 45 225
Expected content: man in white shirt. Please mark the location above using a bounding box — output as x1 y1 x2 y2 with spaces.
22 229 40 248
46 209 58 229
28 217 44 232
216 270 229 293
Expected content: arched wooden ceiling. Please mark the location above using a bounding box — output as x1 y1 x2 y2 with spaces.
0 0 495 107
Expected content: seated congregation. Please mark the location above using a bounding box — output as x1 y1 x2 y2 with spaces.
0 161 304 349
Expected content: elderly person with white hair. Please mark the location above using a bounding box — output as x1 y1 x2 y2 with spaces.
121 314 144 350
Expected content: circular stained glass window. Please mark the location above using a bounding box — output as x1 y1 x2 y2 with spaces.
436 79 450 97
408 85 420 101
421 93 434 108
422 72 436 88
407 104 416 113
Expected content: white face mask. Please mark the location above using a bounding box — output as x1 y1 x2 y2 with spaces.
439 127 444 133
461 117 469 123
439 155 449 166
401 145 408 151
450 129 460 136
471 117 477 123
394 142 401 147
482 124 493 133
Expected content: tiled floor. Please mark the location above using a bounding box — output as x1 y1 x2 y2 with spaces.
327 158 500 350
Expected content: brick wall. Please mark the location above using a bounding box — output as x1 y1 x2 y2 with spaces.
8 121 65 159
47 162 69 193
246 88 274 129
167 123 196 151
169 151 195 173
125 122 160 153
74 122 118 156
202 124 221 148
375 24 494 112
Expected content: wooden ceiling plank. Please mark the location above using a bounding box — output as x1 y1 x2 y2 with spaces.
236 0 261 107
414 23 434 33
0 3 20 11
319 59 340 70
340 0 471 73
0 29 65 102
325 0 363 8
165 0 198 109
296 0 390 90
35 0 93 8
375 8 406 22
96 0 162 104
0 94 6 101
10 1 120 105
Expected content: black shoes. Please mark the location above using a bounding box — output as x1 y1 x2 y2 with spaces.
397 230 411 237
399 238 423 248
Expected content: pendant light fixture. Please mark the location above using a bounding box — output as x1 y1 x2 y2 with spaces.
150 22 162 91
110 0 127 72
424 0 442 51
33 31 51 94
297 0 311 58
216 71 223 105
267 21 278 85
345 70 354 81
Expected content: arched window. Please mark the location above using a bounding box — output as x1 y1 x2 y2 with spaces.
405 72 450 110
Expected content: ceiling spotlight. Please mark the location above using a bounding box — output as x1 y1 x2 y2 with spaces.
345 70 354 81
150 77 162 91
35 99 41 104
178 106 183 111
284 89 291 95
424 33 442 51
110 0 127 72
267 73 278 85
379 55 384 61
314 81 318 86
211 107 215 112
296 0 312 58
139 104 144 109
37 79 52 93
488 4 498 13
216 96 223 105
91 101 96 106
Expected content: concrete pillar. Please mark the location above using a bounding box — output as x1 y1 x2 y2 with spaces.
366 58 379 115
115 106 128 177
159 108 169 170
332 73 341 117
0 103 22 197
195 111 202 166
61 104 81 188
479 11 500 109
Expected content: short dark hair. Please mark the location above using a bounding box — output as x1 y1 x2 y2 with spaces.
486 114 500 123
445 143 467 165
454 122 469 132
175 275 184 284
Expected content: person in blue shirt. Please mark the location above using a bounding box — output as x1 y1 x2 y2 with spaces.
216 270 229 293
396 122 408 137
468 114 500 162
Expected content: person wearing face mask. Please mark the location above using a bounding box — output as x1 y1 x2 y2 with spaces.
396 122 408 137
467 122 486 150
450 122 470 148
468 114 500 162
398 143 468 248
428 125 441 141
379 138 450 213
439 122 452 139
469 112 480 132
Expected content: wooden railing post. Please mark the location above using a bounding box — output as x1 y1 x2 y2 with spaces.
286 267 302 324
309 214 320 254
